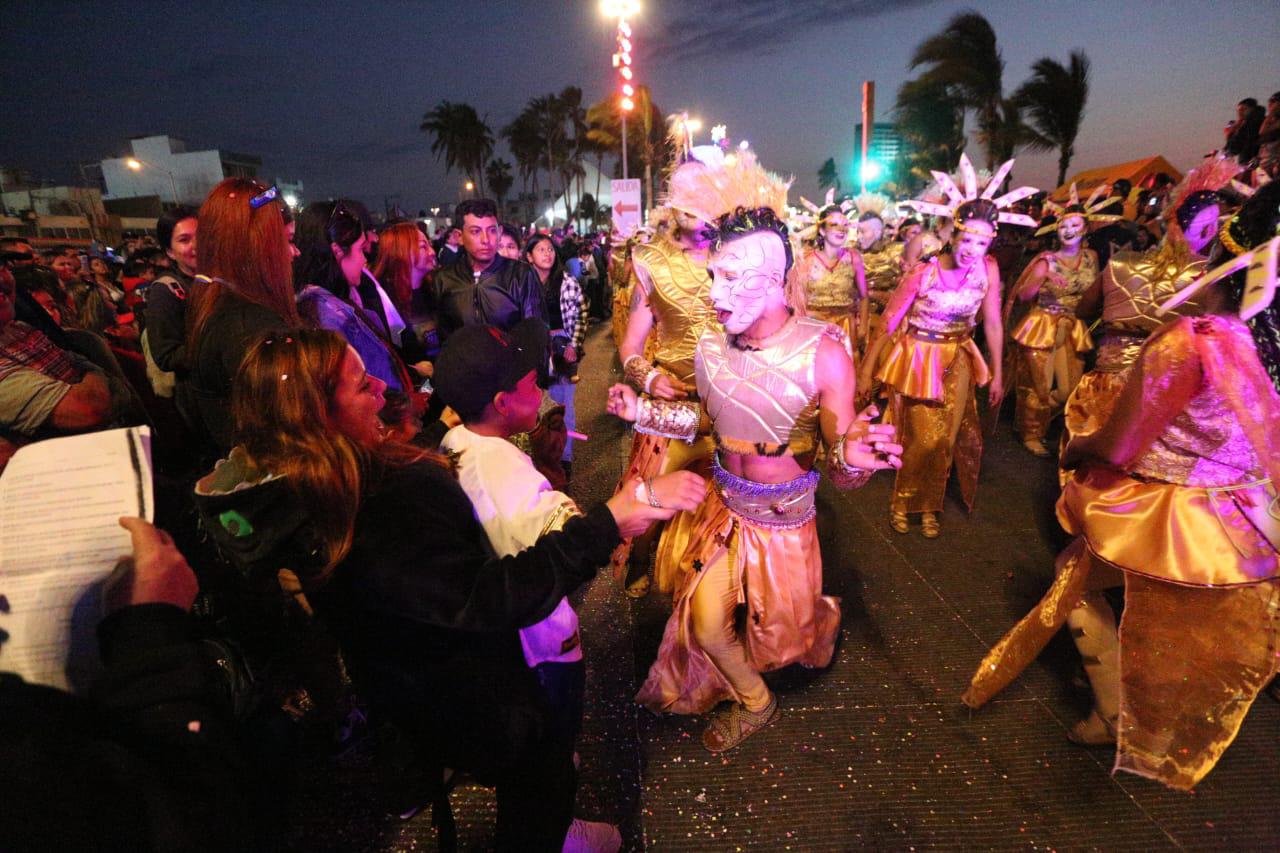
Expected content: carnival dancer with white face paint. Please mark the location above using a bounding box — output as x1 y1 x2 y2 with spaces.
1003 184 1116 456
607 175 902 753
864 155 1038 538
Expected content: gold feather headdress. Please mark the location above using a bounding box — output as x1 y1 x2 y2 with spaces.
664 150 791 225
1034 183 1123 236
902 153 1039 227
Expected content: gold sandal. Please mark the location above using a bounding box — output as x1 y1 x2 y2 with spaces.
920 512 940 538
702 695 780 753
890 511 909 534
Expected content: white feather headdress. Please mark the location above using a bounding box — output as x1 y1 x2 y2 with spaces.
902 153 1039 227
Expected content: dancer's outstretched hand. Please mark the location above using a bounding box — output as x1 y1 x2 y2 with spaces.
606 471 706 538
843 405 903 470
606 383 639 421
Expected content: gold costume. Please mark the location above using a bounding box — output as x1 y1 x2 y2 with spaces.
1010 251 1097 444
862 240 905 341
967 316 1280 790
610 236 718 585
794 247 860 343
876 258 990 514
638 317 849 715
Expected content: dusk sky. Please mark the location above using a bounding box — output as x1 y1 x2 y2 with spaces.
4 0 1277 212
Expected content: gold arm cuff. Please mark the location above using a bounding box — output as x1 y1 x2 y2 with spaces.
623 354 660 394
828 433 875 490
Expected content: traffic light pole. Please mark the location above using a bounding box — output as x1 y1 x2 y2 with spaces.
860 80 875 193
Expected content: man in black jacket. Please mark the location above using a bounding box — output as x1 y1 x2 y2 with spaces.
433 198 546 340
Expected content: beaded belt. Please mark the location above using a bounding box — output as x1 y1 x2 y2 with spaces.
908 325 972 343
712 455 819 529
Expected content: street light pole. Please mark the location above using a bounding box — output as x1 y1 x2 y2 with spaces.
126 157 179 206
604 1 639 184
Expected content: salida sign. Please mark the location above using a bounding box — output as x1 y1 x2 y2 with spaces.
610 179 641 235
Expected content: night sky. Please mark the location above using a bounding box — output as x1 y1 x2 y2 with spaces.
4 0 1277 212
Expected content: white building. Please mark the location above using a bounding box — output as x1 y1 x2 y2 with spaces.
100 135 262 207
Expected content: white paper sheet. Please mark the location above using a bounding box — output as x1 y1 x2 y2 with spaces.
0 426 152 692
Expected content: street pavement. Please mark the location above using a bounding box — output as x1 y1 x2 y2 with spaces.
290 322 1280 851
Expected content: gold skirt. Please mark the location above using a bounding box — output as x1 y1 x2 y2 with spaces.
1010 307 1092 352
636 475 841 715
878 334 985 514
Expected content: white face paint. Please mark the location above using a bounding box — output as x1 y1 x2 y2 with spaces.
1184 204 1220 255
1057 213 1086 247
708 231 787 334
951 220 995 269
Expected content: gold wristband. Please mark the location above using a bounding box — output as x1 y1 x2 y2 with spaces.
635 397 699 442
828 433 875 490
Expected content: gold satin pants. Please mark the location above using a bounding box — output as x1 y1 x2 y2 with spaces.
887 348 981 514
688 539 773 713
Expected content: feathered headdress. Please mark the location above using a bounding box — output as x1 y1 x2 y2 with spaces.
1034 183 1123 236
902 153 1039 227
1165 154 1242 220
789 188 850 242
851 191 895 222
664 150 791 225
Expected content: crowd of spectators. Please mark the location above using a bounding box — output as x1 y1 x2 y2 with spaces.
0 179 662 853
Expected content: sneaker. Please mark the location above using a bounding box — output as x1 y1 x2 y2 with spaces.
562 818 622 853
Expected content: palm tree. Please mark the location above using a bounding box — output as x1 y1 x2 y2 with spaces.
501 109 544 198
420 100 494 195
586 85 666 209
909 12 1006 169
894 77 967 188
576 193 599 230
485 158 514 213
817 158 841 194
559 86 590 213
1013 50 1092 186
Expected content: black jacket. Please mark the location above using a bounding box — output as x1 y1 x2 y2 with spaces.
144 268 196 375
432 254 546 340
0 604 265 852
196 456 619 779
185 295 288 456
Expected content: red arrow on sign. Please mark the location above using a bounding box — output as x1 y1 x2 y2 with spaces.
614 201 639 216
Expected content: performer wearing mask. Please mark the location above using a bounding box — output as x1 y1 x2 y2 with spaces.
966 182 1280 791
609 194 901 753
789 191 868 347
864 156 1037 538
1004 185 1116 456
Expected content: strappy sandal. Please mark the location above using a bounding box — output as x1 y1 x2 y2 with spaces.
890 511 910 534
702 694 780 753
1066 709 1117 747
920 512 940 538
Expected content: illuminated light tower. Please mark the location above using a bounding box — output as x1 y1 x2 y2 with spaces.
602 0 640 180
126 157 180 206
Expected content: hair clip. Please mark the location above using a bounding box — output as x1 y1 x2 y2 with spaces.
250 185 280 209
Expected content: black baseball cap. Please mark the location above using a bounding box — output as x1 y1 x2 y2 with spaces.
433 319 549 422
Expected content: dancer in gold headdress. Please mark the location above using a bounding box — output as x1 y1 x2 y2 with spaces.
789 190 867 346
864 155 1038 538
1004 184 1116 456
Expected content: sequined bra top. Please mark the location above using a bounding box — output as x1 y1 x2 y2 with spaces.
1037 251 1097 314
907 259 989 335
1131 317 1264 488
800 250 859 311
696 316 846 457
633 238 718 384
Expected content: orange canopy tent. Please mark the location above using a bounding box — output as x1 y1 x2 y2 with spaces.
1051 155 1183 201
